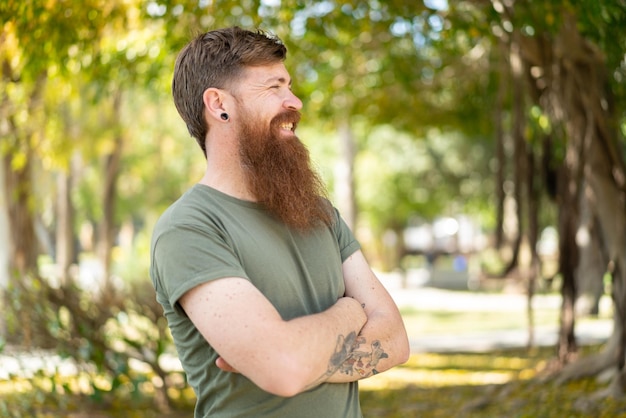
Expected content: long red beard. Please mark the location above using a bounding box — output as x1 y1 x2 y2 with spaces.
238 110 332 231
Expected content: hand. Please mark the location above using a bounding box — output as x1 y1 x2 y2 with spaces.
337 296 368 325
216 356 240 373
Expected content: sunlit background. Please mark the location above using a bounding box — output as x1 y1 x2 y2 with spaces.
1 0 626 416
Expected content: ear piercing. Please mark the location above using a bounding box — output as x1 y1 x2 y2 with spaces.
220 113 229 121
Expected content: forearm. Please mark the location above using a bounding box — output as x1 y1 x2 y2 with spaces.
323 306 409 383
182 278 368 398
232 296 367 396
285 296 367 371
320 249 410 384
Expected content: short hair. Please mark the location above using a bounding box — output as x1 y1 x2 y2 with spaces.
172 27 287 155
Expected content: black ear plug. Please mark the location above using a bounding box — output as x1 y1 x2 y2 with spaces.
220 113 229 120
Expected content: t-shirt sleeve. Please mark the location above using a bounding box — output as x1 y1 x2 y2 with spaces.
332 207 361 262
152 223 248 316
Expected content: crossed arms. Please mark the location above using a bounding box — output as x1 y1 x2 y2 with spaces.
179 249 410 397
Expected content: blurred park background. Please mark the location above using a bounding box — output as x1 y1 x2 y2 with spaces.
2 0 626 416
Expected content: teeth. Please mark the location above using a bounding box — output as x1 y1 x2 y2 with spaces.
280 123 294 130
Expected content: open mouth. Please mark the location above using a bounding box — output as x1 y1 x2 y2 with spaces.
279 122 295 132
273 111 301 134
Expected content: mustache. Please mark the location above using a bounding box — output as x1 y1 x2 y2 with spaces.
271 110 301 129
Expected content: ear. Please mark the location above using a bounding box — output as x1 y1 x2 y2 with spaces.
202 88 228 122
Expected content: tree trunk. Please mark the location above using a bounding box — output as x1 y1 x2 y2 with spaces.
520 12 626 387
55 104 80 286
3 150 39 346
55 168 74 285
97 91 124 292
492 0 626 392
526 139 541 349
556 164 579 363
584 140 626 394
557 14 626 390
334 118 357 230
0 155 10 338
1 71 47 347
510 9 626 371
575 190 607 317
494 39 508 250
492 36 526 280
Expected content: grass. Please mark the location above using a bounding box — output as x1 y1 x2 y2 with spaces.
357 292 624 417
359 346 626 418
4 346 626 417
1 290 622 417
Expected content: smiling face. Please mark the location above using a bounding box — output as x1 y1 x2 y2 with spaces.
233 64 332 230
232 62 303 136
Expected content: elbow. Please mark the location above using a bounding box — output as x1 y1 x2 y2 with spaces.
385 330 411 368
260 375 305 398
397 329 411 365
264 382 305 398
398 337 411 365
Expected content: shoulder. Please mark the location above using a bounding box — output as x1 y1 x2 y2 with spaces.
151 186 223 252
155 185 219 229
321 202 360 261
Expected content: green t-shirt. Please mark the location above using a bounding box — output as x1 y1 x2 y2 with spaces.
150 184 362 418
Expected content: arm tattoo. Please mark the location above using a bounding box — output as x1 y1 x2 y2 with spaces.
303 332 360 391
326 332 388 378
303 331 389 391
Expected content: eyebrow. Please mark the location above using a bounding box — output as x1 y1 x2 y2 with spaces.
264 76 291 87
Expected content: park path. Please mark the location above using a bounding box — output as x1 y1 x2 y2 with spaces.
380 269 613 353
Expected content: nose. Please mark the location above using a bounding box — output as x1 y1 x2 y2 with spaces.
284 90 303 111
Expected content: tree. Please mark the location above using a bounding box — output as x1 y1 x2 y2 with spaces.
1 1 95 342
463 0 626 400
0 0 171 340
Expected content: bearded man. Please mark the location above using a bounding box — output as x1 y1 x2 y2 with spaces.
150 27 409 418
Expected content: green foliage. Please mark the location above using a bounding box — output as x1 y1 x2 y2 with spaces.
354 124 495 236
3 0 624 262
2 274 187 416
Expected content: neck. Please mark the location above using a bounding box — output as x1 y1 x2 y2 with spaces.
199 134 256 201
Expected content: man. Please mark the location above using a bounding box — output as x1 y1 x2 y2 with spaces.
150 26 409 417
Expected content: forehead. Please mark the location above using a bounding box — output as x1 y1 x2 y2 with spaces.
240 62 291 86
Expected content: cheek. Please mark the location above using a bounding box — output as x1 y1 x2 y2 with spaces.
242 105 270 124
